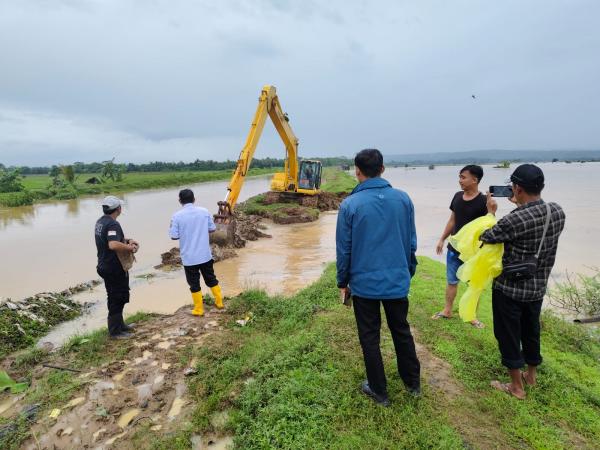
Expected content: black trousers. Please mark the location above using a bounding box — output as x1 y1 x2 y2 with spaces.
492 289 543 369
97 266 130 317
184 259 218 293
353 296 421 397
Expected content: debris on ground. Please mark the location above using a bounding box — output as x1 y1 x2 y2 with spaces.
155 211 271 269
156 191 345 269
7 305 232 450
0 283 99 357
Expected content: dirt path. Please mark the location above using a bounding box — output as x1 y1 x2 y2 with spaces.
18 306 231 450
412 329 509 450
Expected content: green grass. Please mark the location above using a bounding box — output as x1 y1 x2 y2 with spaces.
146 259 600 449
3 259 599 449
144 265 464 449
1 169 275 207
408 257 600 449
320 167 356 193
237 168 354 221
238 194 320 222
0 296 82 359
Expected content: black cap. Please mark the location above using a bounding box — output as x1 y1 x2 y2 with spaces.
510 164 545 189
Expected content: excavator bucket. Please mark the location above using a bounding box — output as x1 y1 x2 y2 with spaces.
211 200 236 246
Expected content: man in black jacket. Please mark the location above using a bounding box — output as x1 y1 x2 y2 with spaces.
95 196 138 339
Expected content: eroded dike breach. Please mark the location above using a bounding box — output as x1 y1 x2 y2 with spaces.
156 191 347 269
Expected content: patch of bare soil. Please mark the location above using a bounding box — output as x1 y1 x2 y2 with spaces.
15 306 230 450
412 329 508 450
155 213 271 270
262 191 347 212
156 190 345 269
271 207 318 225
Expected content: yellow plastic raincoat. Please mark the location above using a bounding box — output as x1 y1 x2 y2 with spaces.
448 214 504 322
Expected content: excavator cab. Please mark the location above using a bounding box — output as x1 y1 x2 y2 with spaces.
297 160 322 193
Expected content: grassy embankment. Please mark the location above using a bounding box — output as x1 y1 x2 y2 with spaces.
0 168 275 207
5 259 597 449
238 167 356 222
140 258 599 449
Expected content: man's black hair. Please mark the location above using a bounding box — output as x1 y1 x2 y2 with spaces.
460 164 484 182
102 205 119 215
355 149 384 178
179 189 195 204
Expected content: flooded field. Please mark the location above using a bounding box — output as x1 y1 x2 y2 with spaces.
1 162 598 347
0 176 271 300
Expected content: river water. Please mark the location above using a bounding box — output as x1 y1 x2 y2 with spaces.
1 162 598 346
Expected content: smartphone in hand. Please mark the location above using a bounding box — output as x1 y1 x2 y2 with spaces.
489 185 513 197
341 289 352 307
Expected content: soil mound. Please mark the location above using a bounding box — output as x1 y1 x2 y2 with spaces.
155 213 271 269
157 191 345 268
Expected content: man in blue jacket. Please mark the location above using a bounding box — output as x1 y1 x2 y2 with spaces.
336 149 420 406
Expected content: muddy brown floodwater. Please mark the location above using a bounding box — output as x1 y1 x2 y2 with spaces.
38 213 337 349
1 162 599 348
0 176 271 301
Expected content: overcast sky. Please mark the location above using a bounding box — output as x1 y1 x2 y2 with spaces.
1 0 599 166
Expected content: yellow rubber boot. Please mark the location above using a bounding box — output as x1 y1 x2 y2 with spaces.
211 285 224 309
191 291 204 316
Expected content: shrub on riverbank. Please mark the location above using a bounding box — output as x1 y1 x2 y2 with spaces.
0 191 34 207
548 269 600 317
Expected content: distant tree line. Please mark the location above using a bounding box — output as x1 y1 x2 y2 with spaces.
1 156 353 175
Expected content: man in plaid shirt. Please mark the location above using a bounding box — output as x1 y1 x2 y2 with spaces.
481 164 565 399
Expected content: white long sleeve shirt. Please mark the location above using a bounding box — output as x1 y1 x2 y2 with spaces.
169 203 216 266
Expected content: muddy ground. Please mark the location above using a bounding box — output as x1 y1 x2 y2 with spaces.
2 305 232 450
0 281 101 357
155 213 272 270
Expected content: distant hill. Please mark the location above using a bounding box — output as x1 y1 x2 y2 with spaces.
385 149 600 165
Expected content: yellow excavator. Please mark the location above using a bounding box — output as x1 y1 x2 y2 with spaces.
214 85 322 237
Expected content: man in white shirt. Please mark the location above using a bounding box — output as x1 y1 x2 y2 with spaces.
169 189 224 316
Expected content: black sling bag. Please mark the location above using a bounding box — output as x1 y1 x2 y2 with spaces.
502 203 552 281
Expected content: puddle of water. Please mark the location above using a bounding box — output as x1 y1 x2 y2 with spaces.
0 395 20 417
105 430 127 445
64 396 86 409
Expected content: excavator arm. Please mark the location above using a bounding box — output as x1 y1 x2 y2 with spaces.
215 85 299 223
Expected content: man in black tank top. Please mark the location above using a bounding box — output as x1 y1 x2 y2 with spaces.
432 165 488 327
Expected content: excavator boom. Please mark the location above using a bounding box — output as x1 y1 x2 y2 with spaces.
215 85 316 225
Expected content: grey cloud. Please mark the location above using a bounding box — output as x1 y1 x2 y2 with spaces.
0 0 599 166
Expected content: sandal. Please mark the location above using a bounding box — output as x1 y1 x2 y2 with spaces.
431 312 451 320
470 319 485 329
490 380 525 400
